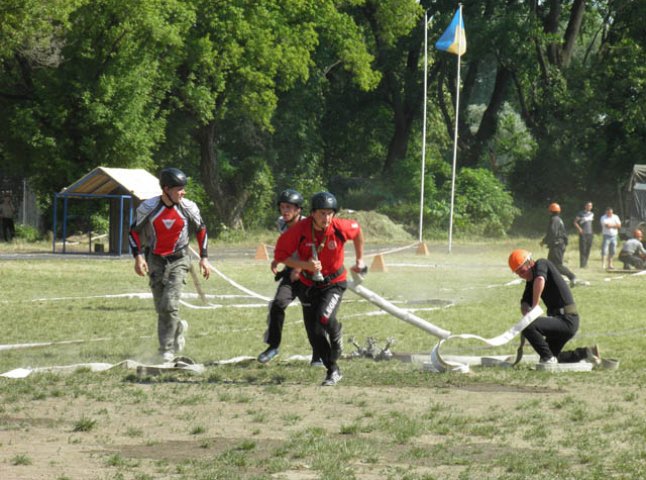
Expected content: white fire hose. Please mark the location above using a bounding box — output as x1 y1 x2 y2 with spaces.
347 270 543 373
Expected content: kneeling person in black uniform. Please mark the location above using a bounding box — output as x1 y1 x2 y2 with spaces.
508 249 600 365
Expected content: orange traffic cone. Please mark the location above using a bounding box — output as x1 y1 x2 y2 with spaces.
255 244 269 260
370 253 388 272
416 242 429 256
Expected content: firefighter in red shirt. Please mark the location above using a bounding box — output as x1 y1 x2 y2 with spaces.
274 192 365 386
129 168 210 362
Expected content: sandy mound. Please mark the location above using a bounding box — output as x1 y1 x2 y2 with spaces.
337 209 413 241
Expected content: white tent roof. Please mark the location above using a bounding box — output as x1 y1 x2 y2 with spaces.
60 167 161 200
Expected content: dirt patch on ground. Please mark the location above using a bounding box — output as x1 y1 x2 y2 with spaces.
1 374 626 480
453 382 564 394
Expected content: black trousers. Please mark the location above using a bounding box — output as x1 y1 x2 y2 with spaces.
578 233 593 268
523 313 583 362
2 218 14 241
547 244 576 281
265 276 318 358
296 281 346 374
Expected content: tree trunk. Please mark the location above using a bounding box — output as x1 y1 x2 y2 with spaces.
380 15 441 175
196 121 248 230
560 0 586 68
463 65 513 166
383 100 414 175
380 57 419 174
544 0 562 65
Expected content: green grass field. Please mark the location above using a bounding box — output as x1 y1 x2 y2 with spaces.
1 238 646 479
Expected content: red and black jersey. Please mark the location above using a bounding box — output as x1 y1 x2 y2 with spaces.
128 196 208 258
274 216 361 286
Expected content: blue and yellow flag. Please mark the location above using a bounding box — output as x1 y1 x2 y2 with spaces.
435 8 467 56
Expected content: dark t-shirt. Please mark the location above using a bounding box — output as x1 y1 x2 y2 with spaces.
575 210 594 235
521 258 574 310
543 215 567 247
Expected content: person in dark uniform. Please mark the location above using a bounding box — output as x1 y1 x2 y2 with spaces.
257 189 321 366
129 168 210 362
1 191 16 241
274 192 365 386
508 249 600 365
540 203 578 285
573 201 594 268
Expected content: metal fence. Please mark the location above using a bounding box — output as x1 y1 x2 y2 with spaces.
0 177 43 230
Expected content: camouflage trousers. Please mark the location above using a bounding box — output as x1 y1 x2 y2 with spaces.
147 252 191 354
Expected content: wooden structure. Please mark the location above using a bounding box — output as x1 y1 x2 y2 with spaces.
53 167 161 255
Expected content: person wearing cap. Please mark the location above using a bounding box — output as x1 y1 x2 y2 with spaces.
573 201 594 268
618 229 646 270
508 249 600 366
273 191 365 386
540 202 578 285
257 189 322 366
600 206 621 270
128 167 210 362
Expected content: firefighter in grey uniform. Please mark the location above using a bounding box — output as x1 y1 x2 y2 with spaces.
618 229 646 270
129 168 210 362
258 189 321 365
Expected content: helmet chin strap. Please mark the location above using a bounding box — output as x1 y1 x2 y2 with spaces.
285 211 300 226
161 188 179 206
312 216 326 231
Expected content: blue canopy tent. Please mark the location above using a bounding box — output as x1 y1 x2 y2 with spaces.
53 167 161 255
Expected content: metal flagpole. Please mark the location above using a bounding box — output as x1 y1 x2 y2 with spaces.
447 4 463 253
418 11 428 244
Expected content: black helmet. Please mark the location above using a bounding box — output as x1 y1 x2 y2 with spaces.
159 167 187 188
311 191 337 212
277 189 304 208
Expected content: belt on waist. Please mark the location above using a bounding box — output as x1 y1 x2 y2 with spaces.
302 266 345 286
154 247 188 263
549 303 578 316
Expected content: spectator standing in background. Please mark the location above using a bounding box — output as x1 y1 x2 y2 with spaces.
573 201 594 268
600 207 621 270
1 191 16 241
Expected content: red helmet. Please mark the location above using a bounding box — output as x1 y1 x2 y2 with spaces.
548 203 561 213
508 249 531 272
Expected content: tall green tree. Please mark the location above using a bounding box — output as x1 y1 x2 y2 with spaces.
574 1 646 203
316 0 425 179
0 0 192 193
171 0 381 229
0 0 86 177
